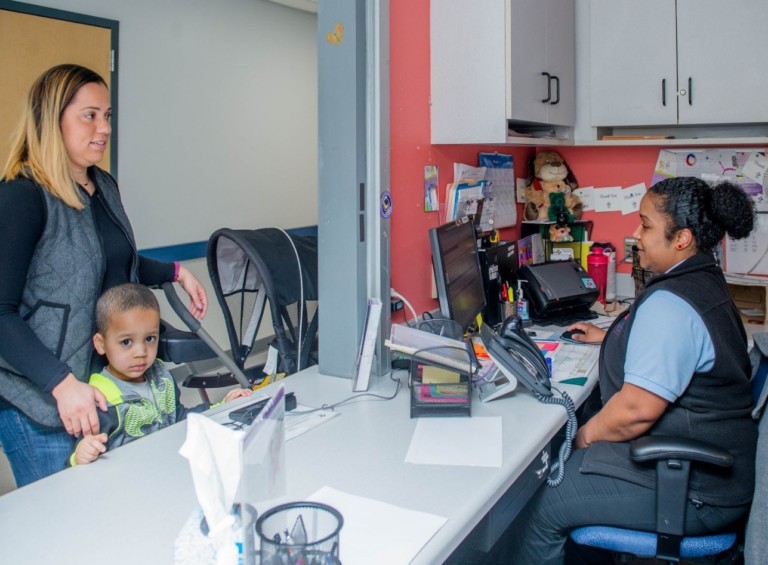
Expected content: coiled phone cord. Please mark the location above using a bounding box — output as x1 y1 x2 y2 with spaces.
535 388 577 487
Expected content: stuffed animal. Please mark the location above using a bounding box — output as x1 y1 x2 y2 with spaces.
549 222 573 242
547 192 574 223
524 150 583 221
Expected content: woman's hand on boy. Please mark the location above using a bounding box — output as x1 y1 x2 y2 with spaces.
52 374 107 437
224 388 253 402
74 433 108 465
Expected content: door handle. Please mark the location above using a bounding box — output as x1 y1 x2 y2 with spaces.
688 77 693 106
661 78 666 106
541 72 551 103
551 75 560 105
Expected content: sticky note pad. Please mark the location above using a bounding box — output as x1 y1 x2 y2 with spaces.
421 365 461 384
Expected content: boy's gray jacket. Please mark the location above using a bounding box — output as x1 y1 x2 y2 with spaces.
0 168 138 427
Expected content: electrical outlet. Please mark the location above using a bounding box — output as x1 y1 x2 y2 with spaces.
623 237 637 263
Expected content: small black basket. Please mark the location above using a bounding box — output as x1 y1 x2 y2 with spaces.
409 359 472 418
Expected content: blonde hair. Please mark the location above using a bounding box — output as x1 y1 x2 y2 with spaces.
2 64 108 210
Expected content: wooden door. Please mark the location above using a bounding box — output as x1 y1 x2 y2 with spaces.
0 5 117 172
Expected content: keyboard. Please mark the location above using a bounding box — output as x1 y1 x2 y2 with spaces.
533 310 598 327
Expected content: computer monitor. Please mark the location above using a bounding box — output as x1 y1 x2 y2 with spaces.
429 218 486 333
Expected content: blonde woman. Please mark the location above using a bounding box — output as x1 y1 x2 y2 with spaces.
0 64 207 487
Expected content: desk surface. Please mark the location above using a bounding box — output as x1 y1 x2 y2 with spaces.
0 361 597 565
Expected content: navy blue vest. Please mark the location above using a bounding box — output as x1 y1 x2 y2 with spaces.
581 253 756 506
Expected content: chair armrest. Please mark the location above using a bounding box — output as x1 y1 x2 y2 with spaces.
630 436 733 468
629 435 734 558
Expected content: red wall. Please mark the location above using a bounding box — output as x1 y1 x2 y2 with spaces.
388 1 758 322
389 0 531 322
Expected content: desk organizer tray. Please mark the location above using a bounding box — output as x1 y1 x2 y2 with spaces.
409 361 471 418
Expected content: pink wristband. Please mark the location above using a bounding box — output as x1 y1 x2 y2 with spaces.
173 261 181 282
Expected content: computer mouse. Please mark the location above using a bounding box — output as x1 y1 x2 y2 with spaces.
561 328 586 341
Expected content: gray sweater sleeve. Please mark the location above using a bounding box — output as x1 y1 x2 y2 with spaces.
0 179 71 391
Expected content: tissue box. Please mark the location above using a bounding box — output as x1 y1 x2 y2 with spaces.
174 506 257 565
174 508 218 565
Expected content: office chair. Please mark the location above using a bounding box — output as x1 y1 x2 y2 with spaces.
570 334 768 563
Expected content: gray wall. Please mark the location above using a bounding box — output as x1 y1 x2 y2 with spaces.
19 0 318 349
26 0 318 248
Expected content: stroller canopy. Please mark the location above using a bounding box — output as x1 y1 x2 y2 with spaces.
208 227 319 376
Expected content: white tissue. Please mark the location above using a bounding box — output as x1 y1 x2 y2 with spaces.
179 413 244 537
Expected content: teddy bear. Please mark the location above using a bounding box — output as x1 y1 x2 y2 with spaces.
523 150 583 221
549 221 573 242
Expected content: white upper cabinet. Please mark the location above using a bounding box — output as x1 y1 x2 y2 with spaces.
509 0 576 127
590 0 768 127
431 0 576 144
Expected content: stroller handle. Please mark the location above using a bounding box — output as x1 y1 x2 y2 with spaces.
161 282 201 332
161 283 252 389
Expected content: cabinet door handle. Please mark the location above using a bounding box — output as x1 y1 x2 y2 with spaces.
541 71 551 103
661 79 666 106
551 75 560 105
688 77 693 106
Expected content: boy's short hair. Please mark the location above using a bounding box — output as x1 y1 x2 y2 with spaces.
95 283 160 334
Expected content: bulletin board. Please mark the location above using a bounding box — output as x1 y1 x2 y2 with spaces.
652 148 768 275
652 149 767 211
725 213 768 275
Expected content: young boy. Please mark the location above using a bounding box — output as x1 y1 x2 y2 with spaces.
71 283 251 465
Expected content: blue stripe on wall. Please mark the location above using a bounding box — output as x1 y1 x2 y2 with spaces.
139 225 318 262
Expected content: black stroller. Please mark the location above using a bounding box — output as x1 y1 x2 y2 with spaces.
159 227 318 402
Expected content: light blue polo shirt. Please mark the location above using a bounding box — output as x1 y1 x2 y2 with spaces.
624 290 715 402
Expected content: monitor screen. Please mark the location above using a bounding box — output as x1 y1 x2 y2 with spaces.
429 218 486 333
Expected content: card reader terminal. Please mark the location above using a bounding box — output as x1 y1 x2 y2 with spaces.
229 391 296 425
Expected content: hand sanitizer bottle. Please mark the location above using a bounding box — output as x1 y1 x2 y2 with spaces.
516 280 529 321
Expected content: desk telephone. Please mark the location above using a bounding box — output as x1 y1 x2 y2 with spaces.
479 315 578 487
479 316 552 399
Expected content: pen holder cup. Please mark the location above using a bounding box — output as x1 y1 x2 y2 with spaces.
255 502 343 565
502 301 516 320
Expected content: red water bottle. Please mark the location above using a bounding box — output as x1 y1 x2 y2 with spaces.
587 246 608 305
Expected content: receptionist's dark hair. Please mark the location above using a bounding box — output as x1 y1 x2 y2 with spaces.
648 176 755 254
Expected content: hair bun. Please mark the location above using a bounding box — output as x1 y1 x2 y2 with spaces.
710 181 755 240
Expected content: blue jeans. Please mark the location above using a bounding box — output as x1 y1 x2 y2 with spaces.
0 404 74 488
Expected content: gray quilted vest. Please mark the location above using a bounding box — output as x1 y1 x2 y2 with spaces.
0 168 138 427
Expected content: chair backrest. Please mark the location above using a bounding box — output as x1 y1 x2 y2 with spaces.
744 332 768 563
207 228 319 376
